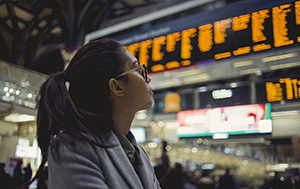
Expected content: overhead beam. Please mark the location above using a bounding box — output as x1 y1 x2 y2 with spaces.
84 0 215 44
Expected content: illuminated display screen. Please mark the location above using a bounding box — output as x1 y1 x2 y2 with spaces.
15 145 38 159
256 77 300 103
177 103 272 138
153 92 194 114
113 0 299 73
199 86 251 108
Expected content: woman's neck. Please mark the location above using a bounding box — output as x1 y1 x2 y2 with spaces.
112 107 135 135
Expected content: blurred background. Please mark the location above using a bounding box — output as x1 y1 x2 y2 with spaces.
0 0 300 188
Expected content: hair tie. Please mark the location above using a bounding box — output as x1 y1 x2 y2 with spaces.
62 71 70 91
65 81 70 91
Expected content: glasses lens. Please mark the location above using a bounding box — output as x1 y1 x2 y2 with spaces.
138 67 143 77
142 65 147 81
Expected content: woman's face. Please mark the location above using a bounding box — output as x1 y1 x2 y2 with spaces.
120 49 154 111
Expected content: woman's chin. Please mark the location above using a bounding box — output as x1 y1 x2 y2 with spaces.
147 98 154 109
139 99 153 111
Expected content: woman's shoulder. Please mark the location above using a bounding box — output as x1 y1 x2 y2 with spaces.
50 132 83 146
48 132 102 163
49 132 93 154
49 130 119 152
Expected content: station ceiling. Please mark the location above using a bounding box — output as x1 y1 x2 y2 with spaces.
0 0 179 74
0 0 298 82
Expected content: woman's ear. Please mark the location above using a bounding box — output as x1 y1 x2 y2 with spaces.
108 78 124 97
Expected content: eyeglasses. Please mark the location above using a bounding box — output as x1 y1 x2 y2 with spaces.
115 61 148 82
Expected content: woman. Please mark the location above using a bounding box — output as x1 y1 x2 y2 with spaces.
35 38 160 188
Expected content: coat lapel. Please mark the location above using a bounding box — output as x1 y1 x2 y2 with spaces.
99 131 144 189
135 146 158 189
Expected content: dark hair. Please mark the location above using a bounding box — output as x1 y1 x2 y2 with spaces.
32 38 127 185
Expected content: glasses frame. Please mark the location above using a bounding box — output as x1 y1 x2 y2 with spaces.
115 61 148 82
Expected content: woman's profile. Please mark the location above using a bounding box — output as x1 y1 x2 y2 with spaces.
34 38 160 188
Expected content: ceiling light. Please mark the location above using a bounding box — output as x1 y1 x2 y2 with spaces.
230 82 237 88
4 113 36 122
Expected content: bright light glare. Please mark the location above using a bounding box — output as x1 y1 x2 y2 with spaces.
212 133 229 139
242 160 248 165
4 113 36 122
191 147 198 153
136 113 147 120
148 142 157 148
279 163 288 168
27 93 33 98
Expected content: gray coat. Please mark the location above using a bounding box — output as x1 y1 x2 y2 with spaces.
48 130 160 189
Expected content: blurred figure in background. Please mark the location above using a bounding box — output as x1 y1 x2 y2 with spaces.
197 170 215 189
169 163 185 189
155 155 197 189
13 161 25 188
23 163 32 183
0 162 13 188
218 168 236 189
170 163 197 189
154 152 173 188
260 178 270 189
283 176 293 189
13 162 32 189
269 172 283 189
182 174 197 189
294 174 300 189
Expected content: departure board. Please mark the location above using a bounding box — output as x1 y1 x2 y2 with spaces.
265 78 300 102
256 77 300 103
119 1 300 73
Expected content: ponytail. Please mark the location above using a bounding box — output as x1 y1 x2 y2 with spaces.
31 71 111 185
37 72 68 159
17 72 67 189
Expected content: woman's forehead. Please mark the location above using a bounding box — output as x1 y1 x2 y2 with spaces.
124 49 138 68
124 49 136 61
